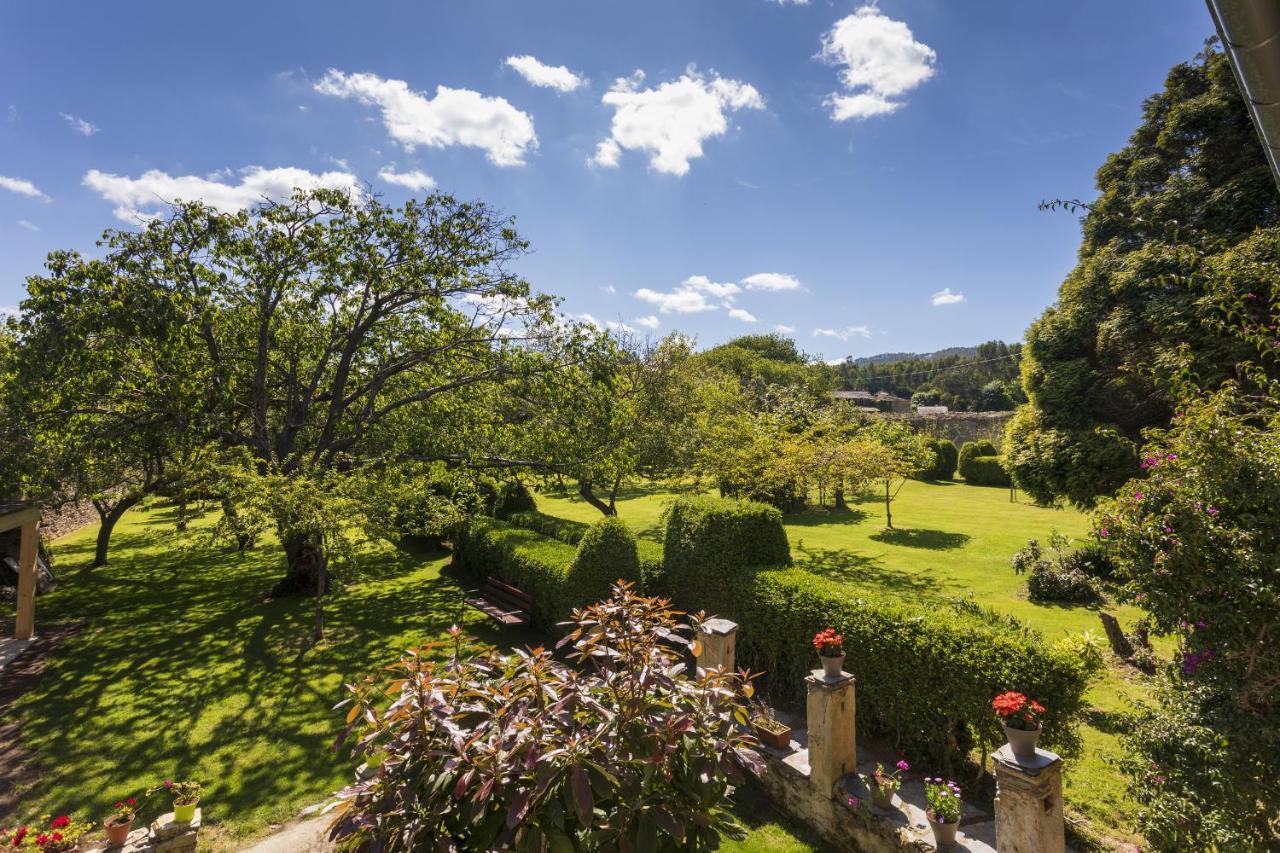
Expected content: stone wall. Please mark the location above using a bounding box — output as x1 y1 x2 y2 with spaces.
880 411 1014 450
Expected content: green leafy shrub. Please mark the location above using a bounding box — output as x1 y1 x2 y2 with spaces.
960 454 1011 487
958 439 998 470
1011 536 1103 605
566 517 640 611
936 439 958 480
506 510 588 544
1064 540 1116 582
492 481 536 518
660 495 790 607
911 439 946 481
637 539 665 590
329 585 764 851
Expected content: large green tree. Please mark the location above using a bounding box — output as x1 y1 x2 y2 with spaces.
1006 43 1280 507
12 189 590 593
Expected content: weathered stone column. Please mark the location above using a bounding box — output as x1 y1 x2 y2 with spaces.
993 745 1065 853
805 670 856 796
14 520 38 640
695 617 738 674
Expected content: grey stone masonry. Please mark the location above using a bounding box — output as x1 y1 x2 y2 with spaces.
805 670 857 797
86 809 200 853
993 746 1065 853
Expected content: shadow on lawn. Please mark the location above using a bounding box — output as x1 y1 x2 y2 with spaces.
7 511 508 832
783 506 870 527
792 545 931 597
869 528 971 551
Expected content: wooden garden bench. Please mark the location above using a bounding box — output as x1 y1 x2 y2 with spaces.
466 576 533 626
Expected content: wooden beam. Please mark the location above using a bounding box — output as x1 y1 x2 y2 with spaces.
14 519 37 640
0 506 40 534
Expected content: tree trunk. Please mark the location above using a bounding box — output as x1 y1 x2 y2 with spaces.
606 473 623 514
884 480 893 529
91 495 141 568
272 533 330 597
578 480 618 517
175 497 189 532
221 497 256 553
834 486 847 510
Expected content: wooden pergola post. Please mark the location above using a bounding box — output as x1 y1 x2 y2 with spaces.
2 505 42 640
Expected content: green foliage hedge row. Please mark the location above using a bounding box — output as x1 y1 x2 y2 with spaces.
913 438 959 481
961 455 1012 487
506 510 588 544
453 516 640 628
659 495 1090 767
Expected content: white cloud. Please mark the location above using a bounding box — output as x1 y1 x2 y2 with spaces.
83 165 360 222
606 319 636 334
819 5 936 122
728 307 758 323
505 55 586 92
602 284 617 295
576 312 603 330
17 219 39 231
635 286 716 314
683 274 741 299
59 112 99 136
0 175 49 201
592 68 764 176
813 325 872 341
931 287 965 306
774 324 795 333
0 305 18 318
377 167 436 191
634 315 660 329
316 69 536 167
742 272 800 292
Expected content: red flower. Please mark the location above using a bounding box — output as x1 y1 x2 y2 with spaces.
50 833 62 843
1030 701 1046 715
991 691 1027 717
35 835 49 846
126 798 137 807
11 826 27 845
812 627 843 653
49 816 70 830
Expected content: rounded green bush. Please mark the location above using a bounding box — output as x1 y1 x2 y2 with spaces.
567 516 641 611
961 455 1012 487
661 495 790 610
937 439 959 480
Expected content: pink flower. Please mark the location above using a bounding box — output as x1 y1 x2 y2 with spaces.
895 760 910 772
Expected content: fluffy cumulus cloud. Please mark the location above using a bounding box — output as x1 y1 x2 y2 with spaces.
316 69 536 167
377 167 436 191
742 272 800 292
931 287 965 306
813 325 872 341
17 219 39 231
820 5 936 121
728 307 758 323
634 315 660 329
59 112 99 136
774 323 795 333
83 165 360 222
0 175 49 201
592 69 764 176
505 55 586 92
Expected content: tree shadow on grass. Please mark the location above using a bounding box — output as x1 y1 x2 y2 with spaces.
791 545 932 598
783 506 869 528
869 528 971 551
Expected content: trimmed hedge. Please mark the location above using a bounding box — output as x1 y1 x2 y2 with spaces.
658 494 1090 768
961 455 1012 487
937 439 958 480
492 482 537 518
507 510 588 544
661 495 791 606
958 439 999 472
453 516 641 629
637 539 665 590
912 439 946 481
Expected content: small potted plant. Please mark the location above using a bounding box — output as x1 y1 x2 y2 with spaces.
924 777 962 849
4 814 93 852
104 796 139 845
864 759 909 809
992 691 1046 757
748 701 793 750
812 627 845 679
147 779 202 823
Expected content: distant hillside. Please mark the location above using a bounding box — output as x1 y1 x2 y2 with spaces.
851 346 979 367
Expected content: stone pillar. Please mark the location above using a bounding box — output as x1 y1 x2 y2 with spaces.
14 520 38 640
805 670 856 796
695 617 738 674
993 745 1065 853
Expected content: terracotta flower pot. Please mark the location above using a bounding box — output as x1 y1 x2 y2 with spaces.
928 815 959 849
105 815 134 845
870 785 895 810
173 800 199 822
819 652 845 679
1003 722 1042 758
752 720 793 750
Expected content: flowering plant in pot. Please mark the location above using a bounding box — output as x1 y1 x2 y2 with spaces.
104 796 140 845
992 691 1046 757
864 759 909 809
747 699 793 750
924 778 962 849
147 779 202 822
4 814 93 852
812 627 845 679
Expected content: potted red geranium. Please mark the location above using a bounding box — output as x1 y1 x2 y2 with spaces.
104 795 139 845
992 691 1046 757
4 814 93 852
812 627 845 679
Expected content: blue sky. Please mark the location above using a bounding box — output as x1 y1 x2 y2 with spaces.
1 1 1214 360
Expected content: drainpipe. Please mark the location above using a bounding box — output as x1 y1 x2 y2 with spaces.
1206 0 1280 190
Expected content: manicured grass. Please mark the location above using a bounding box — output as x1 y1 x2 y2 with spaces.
2 504 824 851
536 480 1153 845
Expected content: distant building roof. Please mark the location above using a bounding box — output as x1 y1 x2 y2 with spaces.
833 390 875 401
916 405 950 415
873 391 908 402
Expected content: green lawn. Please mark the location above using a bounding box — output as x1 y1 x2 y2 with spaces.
2 504 822 851
536 480 1152 846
